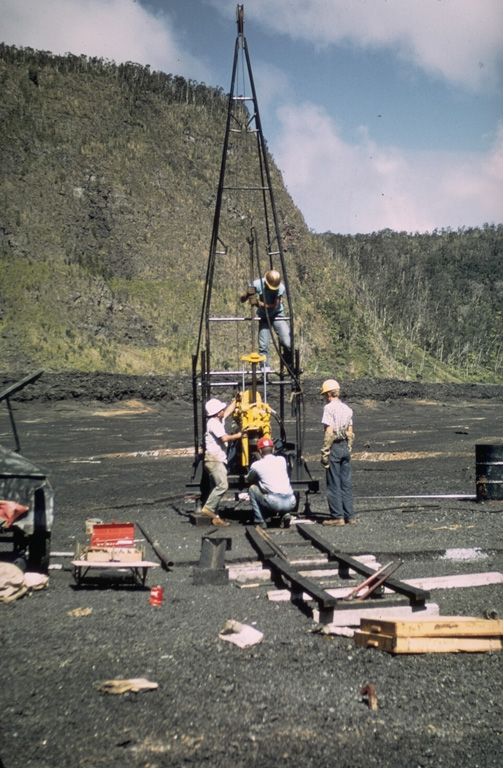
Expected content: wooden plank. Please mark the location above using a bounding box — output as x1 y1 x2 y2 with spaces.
313 602 440 628
71 560 158 568
269 571 503 604
255 526 289 559
228 563 272 581
360 616 503 637
400 572 503 590
293 554 378 567
354 630 502 654
283 571 503 599
231 564 503 590
227 554 378 582
268 556 338 609
269 586 355 602
50 551 75 557
296 525 429 605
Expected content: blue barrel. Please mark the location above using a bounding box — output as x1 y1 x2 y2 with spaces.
476 444 503 502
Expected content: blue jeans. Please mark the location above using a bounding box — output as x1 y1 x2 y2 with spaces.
204 460 228 514
248 484 296 524
258 318 291 366
326 442 354 521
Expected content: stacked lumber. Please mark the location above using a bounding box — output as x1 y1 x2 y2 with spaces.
354 616 503 654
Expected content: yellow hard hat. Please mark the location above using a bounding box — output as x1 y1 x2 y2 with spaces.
264 270 281 290
320 379 340 395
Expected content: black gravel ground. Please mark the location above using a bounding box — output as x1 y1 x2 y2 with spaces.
1 375 503 768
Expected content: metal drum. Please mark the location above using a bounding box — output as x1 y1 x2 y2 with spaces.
476 444 503 502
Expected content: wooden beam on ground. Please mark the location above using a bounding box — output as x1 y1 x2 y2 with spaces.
136 523 173 571
267 571 503 602
313 602 440 628
267 556 338 611
397 572 503 591
254 526 289 560
296 524 429 606
354 632 502 654
360 616 503 637
227 554 379 583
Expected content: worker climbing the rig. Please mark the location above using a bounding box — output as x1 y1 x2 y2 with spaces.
246 436 297 528
202 398 242 526
240 269 291 370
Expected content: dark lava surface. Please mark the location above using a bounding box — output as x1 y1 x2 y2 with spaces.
1 375 503 767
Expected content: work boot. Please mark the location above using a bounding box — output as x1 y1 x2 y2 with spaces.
322 519 345 526
346 518 356 525
201 506 216 520
212 516 230 527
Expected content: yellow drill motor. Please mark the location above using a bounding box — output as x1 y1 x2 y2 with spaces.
233 389 272 468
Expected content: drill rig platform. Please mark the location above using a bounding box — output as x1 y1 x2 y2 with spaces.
188 5 318 514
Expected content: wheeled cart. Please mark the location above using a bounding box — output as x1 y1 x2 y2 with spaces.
71 521 158 587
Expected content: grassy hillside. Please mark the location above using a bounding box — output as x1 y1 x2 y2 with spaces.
1 45 501 383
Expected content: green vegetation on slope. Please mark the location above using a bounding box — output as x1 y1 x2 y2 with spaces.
323 228 503 382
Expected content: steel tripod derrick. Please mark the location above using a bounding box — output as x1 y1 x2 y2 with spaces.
196 3 293 372
189 5 318 509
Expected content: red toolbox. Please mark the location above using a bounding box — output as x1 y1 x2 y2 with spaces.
90 521 135 548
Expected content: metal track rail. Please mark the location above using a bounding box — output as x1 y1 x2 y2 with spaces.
296 524 430 607
246 524 430 624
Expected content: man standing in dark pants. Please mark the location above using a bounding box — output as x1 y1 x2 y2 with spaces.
319 379 355 526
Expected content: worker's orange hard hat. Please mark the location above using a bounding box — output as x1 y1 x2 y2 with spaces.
257 436 274 450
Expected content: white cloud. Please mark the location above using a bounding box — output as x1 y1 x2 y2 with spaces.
2 0 501 235
0 0 212 81
275 103 503 234
211 0 503 92
252 61 289 116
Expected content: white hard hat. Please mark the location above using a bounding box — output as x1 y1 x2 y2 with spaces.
205 398 227 417
320 379 340 395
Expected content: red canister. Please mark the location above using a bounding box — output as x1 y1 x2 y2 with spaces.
149 586 164 606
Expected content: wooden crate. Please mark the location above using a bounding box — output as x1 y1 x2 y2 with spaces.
83 546 145 563
355 616 503 654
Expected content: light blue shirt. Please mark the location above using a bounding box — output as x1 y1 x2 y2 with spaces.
252 278 285 320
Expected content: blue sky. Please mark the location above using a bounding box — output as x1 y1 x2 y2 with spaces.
1 0 502 235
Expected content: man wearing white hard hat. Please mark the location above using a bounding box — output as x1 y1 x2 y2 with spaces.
245 436 296 528
202 398 242 526
320 379 355 526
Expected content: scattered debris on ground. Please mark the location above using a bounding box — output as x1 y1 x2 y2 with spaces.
218 619 264 648
94 678 159 695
